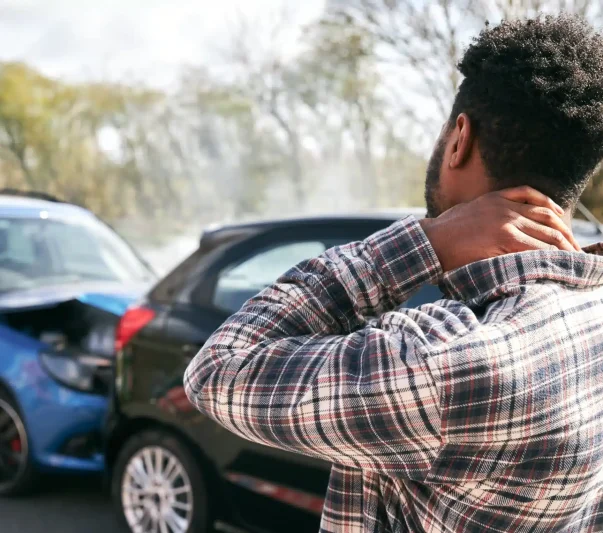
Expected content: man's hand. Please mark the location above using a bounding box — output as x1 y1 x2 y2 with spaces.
419 186 581 273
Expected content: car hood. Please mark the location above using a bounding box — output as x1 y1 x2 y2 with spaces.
0 281 148 315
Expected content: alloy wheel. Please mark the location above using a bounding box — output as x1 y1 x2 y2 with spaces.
122 445 194 533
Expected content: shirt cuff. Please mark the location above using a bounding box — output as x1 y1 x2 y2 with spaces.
366 216 443 305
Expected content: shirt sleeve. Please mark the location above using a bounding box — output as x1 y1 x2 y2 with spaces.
184 216 445 478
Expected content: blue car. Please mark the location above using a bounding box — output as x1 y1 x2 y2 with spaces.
0 191 155 496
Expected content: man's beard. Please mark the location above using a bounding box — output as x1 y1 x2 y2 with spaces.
424 136 447 218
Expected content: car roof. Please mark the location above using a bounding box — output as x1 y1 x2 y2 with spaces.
203 208 427 235
202 207 602 248
0 194 93 220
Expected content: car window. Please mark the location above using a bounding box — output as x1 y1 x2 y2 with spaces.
1 221 36 266
45 222 116 276
0 216 152 293
213 241 327 313
151 229 252 305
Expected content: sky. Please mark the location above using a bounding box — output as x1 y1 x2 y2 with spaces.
0 0 440 155
0 0 326 88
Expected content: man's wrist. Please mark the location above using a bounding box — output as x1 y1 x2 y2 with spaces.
367 217 443 304
419 218 450 273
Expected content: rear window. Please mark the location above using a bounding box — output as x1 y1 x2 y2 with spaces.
213 241 328 313
149 229 250 304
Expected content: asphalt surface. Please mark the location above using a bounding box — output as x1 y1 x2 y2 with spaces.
0 474 128 533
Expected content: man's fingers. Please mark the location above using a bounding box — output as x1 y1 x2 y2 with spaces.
506 228 558 253
513 204 581 251
516 218 576 252
497 186 564 215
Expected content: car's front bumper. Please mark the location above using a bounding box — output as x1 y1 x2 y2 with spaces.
11 360 109 474
29 386 108 473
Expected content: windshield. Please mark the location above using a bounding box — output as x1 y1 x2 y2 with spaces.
0 215 153 293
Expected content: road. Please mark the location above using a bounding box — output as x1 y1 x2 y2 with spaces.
0 474 128 533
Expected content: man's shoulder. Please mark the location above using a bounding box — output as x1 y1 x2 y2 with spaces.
423 282 603 428
382 294 523 353
420 287 603 510
382 281 601 356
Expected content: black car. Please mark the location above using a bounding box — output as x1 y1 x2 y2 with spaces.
105 210 445 533
105 210 602 533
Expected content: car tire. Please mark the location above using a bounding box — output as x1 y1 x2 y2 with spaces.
0 392 36 497
112 429 210 533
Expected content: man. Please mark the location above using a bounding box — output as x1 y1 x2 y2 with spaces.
185 15 603 532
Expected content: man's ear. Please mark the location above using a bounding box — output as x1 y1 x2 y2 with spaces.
449 113 474 169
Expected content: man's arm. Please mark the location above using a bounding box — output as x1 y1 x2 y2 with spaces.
184 216 444 477
184 187 577 476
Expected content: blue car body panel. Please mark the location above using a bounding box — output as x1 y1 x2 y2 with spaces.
76 292 134 317
0 282 145 313
0 322 108 473
0 194 150 474
0 287 140 473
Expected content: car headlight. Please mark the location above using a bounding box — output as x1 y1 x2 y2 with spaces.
40 352 113 394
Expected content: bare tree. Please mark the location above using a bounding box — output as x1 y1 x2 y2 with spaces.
301 21 384 206
219 7 309 206
329 0 603 140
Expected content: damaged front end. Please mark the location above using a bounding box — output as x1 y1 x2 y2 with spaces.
0 283 139 396
0 284 141 473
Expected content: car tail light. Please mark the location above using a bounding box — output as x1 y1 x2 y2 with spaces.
115 306 156 351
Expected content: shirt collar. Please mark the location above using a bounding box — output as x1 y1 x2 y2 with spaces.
440 243 603 304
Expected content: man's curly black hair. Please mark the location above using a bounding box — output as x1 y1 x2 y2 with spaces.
450 14 603 208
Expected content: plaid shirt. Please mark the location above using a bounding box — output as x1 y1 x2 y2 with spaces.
184 217 603 532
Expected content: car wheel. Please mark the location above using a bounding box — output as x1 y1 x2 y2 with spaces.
0 393 35 497
113 429 209 533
